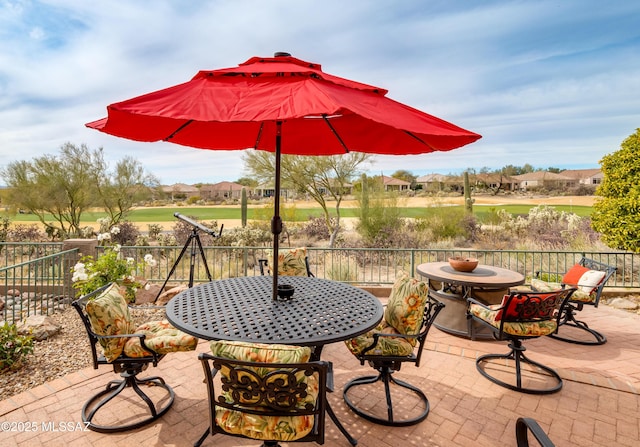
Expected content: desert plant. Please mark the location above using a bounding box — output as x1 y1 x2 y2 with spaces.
0 322 34 371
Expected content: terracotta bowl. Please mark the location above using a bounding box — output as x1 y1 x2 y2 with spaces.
448 257 479 273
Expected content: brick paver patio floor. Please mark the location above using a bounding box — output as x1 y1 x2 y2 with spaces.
1 303 639 446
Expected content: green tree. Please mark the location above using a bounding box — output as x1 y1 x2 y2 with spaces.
591 129 640 252
95 156 159 225
1 143 156 238
1 143 103 237
355 174 402 246
243 151 372 247
235 177 258 188
391 170 416 189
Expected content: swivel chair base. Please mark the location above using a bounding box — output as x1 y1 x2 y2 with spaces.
476 340 562 395
343 365 430 426
549 304 606 345
83 367 175 433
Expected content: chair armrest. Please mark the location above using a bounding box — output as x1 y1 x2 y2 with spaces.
516 417 555 447
358 331 420 357
466 296 496 310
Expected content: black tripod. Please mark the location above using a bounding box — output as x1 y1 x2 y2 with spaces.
155 213 223 300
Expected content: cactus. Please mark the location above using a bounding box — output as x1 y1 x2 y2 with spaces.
464 171 474 213
241 187 248 227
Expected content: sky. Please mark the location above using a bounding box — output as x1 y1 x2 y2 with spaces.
1 0 639 186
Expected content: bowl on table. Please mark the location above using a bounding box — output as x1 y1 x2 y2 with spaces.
448 256 479 273
276 284 295 300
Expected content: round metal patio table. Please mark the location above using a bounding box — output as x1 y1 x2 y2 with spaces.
166 275 384 447
165 275 383 349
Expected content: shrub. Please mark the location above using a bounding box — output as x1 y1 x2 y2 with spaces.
110 221 140 246
0 322 34 371
147 223 163 240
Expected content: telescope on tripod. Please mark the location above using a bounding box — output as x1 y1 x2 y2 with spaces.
155 213 223 299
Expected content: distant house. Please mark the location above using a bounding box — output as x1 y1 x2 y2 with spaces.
415 174 450 191
161 183 199 200
473 173 520 191
382 175 411 192
200 181 244 200
560 169 603 186
513 171 576 190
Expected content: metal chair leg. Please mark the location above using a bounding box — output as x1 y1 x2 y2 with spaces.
82 371 175 433
475 339 562 395
343 366 430 426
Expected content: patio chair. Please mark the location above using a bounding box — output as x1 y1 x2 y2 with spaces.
516 417 555 447
343 274 444 426
258 247 314 277
72 283 197 433
467 288 576 394
531 257 617 345
195 340 329 447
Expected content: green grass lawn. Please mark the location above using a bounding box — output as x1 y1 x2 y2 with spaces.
3 203 593 225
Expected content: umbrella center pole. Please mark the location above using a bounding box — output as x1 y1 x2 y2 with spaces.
272 121 283 300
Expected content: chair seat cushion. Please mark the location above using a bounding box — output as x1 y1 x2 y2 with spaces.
469 303 558 337
85 283 135 362
344 320 415 357
209 341 317 442
123 320 198 357
531 278 594 303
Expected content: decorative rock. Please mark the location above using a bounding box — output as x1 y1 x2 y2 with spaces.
608 297 639 310
135 284 163 305
16 315 61 341
156 284 188 306
6 289 21 297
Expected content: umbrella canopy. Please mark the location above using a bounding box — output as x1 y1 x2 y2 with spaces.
87 52 481 299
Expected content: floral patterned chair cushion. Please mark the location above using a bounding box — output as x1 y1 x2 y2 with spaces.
531 277 593 303
344 274 428 357
384 274 429 336
124 320 198 357
85 283 135 362
468 303 558 337
208 340 318 442
264 247 309 276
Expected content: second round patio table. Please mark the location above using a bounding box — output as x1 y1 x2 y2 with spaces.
416 262 525 339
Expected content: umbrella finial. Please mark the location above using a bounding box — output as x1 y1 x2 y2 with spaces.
274 52 291 57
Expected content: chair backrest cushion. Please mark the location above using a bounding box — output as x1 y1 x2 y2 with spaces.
384 274 429 335
208 340 317 442
85 283 135 362
265 247 309 276
494 291 562 322
562 264 606 295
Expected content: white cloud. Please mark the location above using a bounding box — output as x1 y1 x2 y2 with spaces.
1 0 639 184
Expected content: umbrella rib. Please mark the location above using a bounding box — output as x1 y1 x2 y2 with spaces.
164 120 194 142
322 115 350 153
254 122 265 149
404 130 437 151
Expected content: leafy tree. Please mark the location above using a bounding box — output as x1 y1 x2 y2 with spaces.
1 143 103 238
242 151 372 247
591 129 640 252
0 143 156 238
390 170 416 188
236 177 258 188
355 174 402 246
95 156 159 224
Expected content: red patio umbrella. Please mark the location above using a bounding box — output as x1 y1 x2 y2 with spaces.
86 52 481 299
